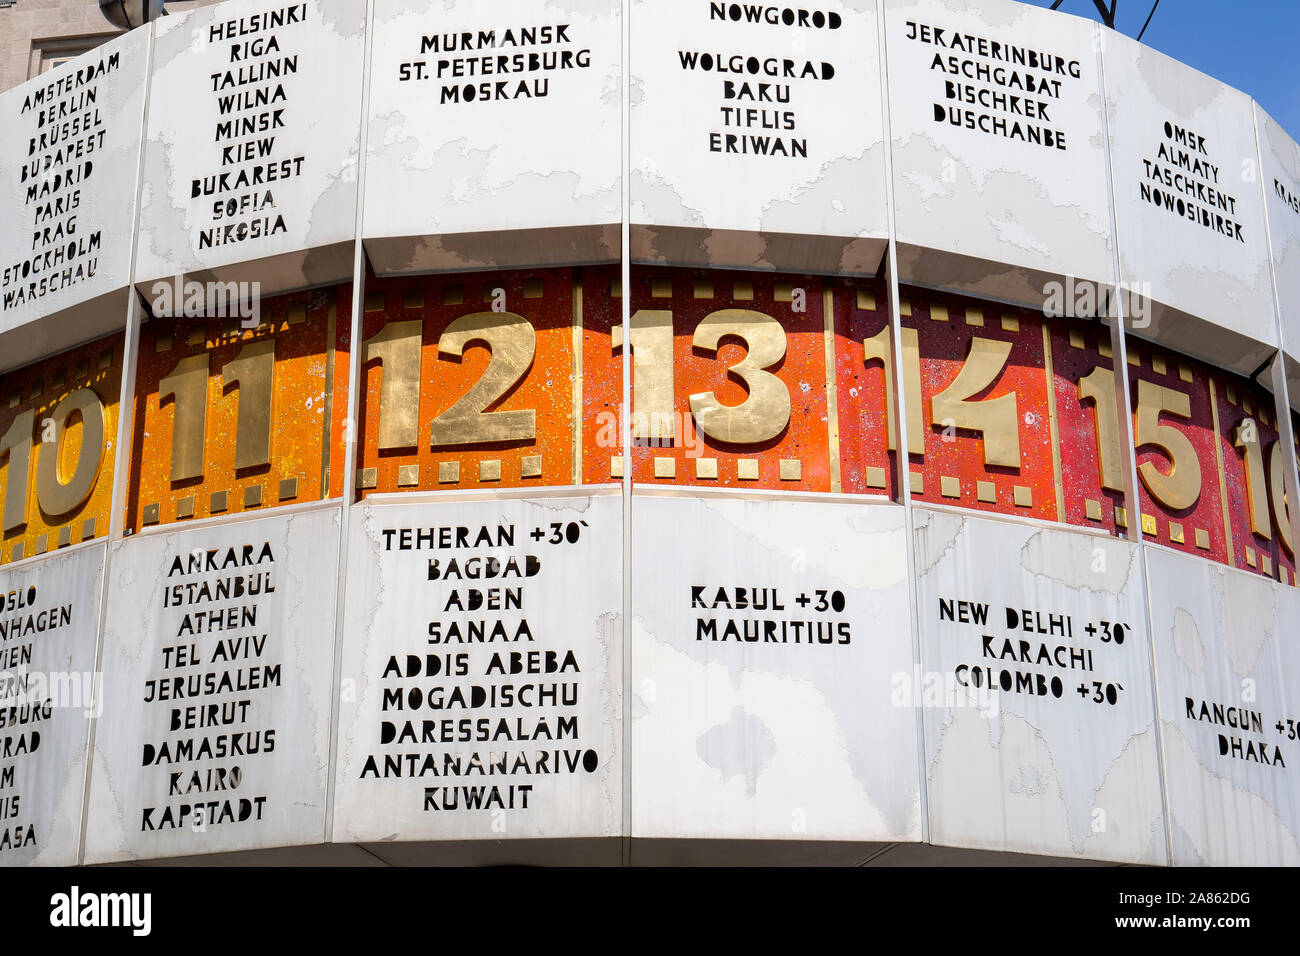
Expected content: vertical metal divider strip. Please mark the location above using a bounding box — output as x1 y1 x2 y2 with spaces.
621 0 633 867
1042 323 1067 522
1207 377 1237 565
572 270 584 486
323 0 376 848
1096 29 1173 867
823 286 842 494
77 22 155 866
876 1 929 845
1251 102 1300 582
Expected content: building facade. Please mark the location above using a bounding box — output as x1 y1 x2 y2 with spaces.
0 0 1297 866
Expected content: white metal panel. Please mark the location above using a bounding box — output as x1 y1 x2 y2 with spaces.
84 507 340 863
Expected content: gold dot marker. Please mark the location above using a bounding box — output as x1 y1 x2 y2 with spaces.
521 455 543 479
941 475 961 498
210 491 229 514
479 459 502 482
737 459 759 480
695 458 718 480
865 466 888 489
779 459 802 481
397 465 420 487
653 457 676 479
1013 485 1033 508
439 461 460 484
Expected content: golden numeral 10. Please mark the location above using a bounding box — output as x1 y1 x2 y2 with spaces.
158 340 275 483
0 389 107 533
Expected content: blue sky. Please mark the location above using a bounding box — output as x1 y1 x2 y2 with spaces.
1018 0 1300 136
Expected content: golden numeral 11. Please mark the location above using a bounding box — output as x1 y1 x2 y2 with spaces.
158 340 275 483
